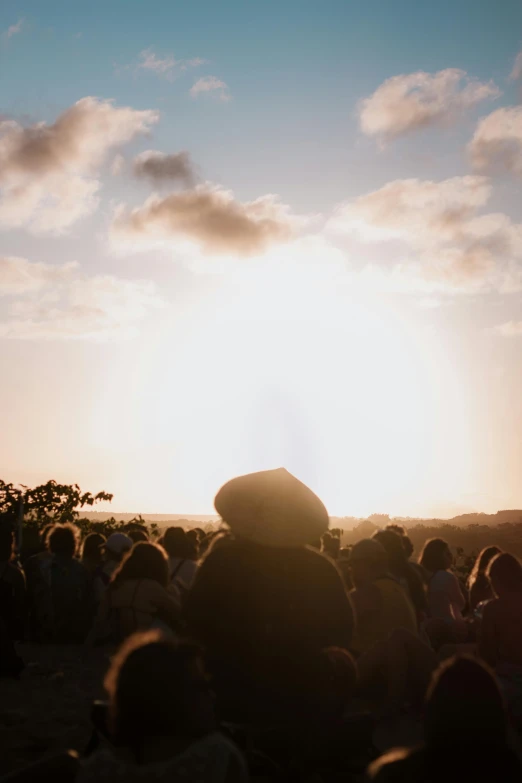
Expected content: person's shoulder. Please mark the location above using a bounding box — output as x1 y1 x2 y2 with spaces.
430 569 455 587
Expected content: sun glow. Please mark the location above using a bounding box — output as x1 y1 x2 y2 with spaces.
96 244 472 516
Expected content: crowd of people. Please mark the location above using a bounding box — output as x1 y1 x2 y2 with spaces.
1 467 522 781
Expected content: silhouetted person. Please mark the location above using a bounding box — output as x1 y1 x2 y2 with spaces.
368 656 522 782
81 533 106 576
185 468 353 726
349 538 418 655
372 529 426 622
163 527 198 589
419 538 467 646
0 526 26 640
29 523 92 643
92 532 132 602
468 545 502 613
89 543 180 645
78 631 248 783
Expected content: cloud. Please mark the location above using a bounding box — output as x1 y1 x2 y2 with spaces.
0 257 163 341
190 76 231 102
328 176 522 293
136 48 206 81
111 184 294 257
133 150 195 186
359 69 500 142
5 18 24 39
0 97 158 233
510 50 522 81
468 107 522 176
493 321 522 337
0 256 78 295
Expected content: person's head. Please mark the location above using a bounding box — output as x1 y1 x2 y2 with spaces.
349 539 388 587
163 527 191 559
105 631 214 747
0 526 14 562
81 533 106 564
48 523 78 559
385 523 406 537
111 542 169 590
487 553 522 598
372 529 407 573
104 532 133 563
424 656 507 747
468 546 502 589
128 529 149 544
419 538 452 573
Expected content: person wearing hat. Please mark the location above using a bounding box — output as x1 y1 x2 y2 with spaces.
93 532 133 603
185 468 354 726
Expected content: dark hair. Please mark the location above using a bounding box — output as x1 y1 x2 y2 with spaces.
0 526 14 562
81 533 106 563
373 529 426 613
104 631 206 745
111 543 169 590
425 656 506 746
48 524 78 558
468 546 502 592
488 553 522 595
385 523 406 537
163 527 191 559
128 529 149 544
419 538 450 573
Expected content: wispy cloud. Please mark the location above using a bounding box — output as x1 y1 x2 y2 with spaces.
136 48 206 81
509 49 522 81
469 107 522 177
359 68 500 143
111 184 294 257
328 176 522 293
0 256 163 341
190 76 231 102
0 97 158 233
5 18 24 39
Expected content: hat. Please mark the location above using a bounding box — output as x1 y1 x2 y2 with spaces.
105 532 133 555
214 467 329 547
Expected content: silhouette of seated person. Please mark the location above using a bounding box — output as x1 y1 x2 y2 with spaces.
479 552 522 721
468 545 502 614
78 631 248 783
89 543 180 645
372 530 427 624
349 538 418 656
419 538 467 648
185 468 354 727
368 655 522 782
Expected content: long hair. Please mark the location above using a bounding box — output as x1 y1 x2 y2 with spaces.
419 538 449 574
425 655 506 747
110 543 169 591
487 553 522 596
468 546 501 592
104 631 205 745
81 532 106 563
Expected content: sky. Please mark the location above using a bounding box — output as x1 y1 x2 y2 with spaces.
1 0 522 518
